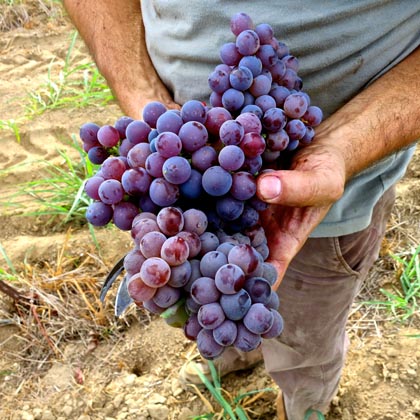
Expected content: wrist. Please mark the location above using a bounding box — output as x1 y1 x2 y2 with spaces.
109 76 179 120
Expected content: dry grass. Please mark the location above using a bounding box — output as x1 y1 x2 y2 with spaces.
0 3 29 31
347 204 420 343
0 230 132 379
0 0 62 32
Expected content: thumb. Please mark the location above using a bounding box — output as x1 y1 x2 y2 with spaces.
256 169 344 207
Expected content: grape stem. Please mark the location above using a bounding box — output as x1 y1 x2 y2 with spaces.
160 297 186 319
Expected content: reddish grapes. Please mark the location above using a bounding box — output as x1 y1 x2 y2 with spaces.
81 11 325 360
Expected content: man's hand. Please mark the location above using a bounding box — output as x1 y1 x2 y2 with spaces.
256 143 346 290
256 46 420 290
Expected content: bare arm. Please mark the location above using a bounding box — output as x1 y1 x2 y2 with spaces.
257 47 420 289
63 0 178 119
259 46 420 206
315 46 420 182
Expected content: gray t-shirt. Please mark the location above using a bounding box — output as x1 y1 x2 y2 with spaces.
141 1 420 237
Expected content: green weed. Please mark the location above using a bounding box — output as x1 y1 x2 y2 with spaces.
3 135 98 225
0 242 18 282
0 118 22 143
191 360 275 420
365 245 420 321
0 370 15 377
0 31 114 143
26 32 114 116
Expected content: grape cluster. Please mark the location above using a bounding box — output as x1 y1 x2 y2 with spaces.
124 207 282 359
79 12 324 359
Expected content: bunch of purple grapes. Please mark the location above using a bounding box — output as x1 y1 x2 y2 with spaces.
209 12 323 157
123 206 282 359
78 12 324 359
80 99 272 233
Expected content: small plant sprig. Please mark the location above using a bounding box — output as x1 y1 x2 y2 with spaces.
22 137 97 223
26 31 114 116
0 118 22 143
0 242 18 282
366 244 420 321
191 360 275 420
2 135 98 226
0 30 114 144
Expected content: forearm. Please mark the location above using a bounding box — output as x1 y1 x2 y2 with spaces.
63 0 176 118
313 47 420 181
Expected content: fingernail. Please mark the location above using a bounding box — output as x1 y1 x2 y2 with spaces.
259 175 281 200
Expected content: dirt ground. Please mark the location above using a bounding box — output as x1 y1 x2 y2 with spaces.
0 3 419 420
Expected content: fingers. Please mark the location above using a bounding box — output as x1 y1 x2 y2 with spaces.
257 169 344 207
256 150 346 290
267 259 288 291
259 204 332 290
258 207 299 291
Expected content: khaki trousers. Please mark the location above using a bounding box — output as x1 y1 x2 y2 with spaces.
262 186 396 419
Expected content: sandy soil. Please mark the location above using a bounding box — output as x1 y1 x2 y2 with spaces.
0 3 419 420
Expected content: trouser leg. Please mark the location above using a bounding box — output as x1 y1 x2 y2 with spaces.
262 187 396 420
